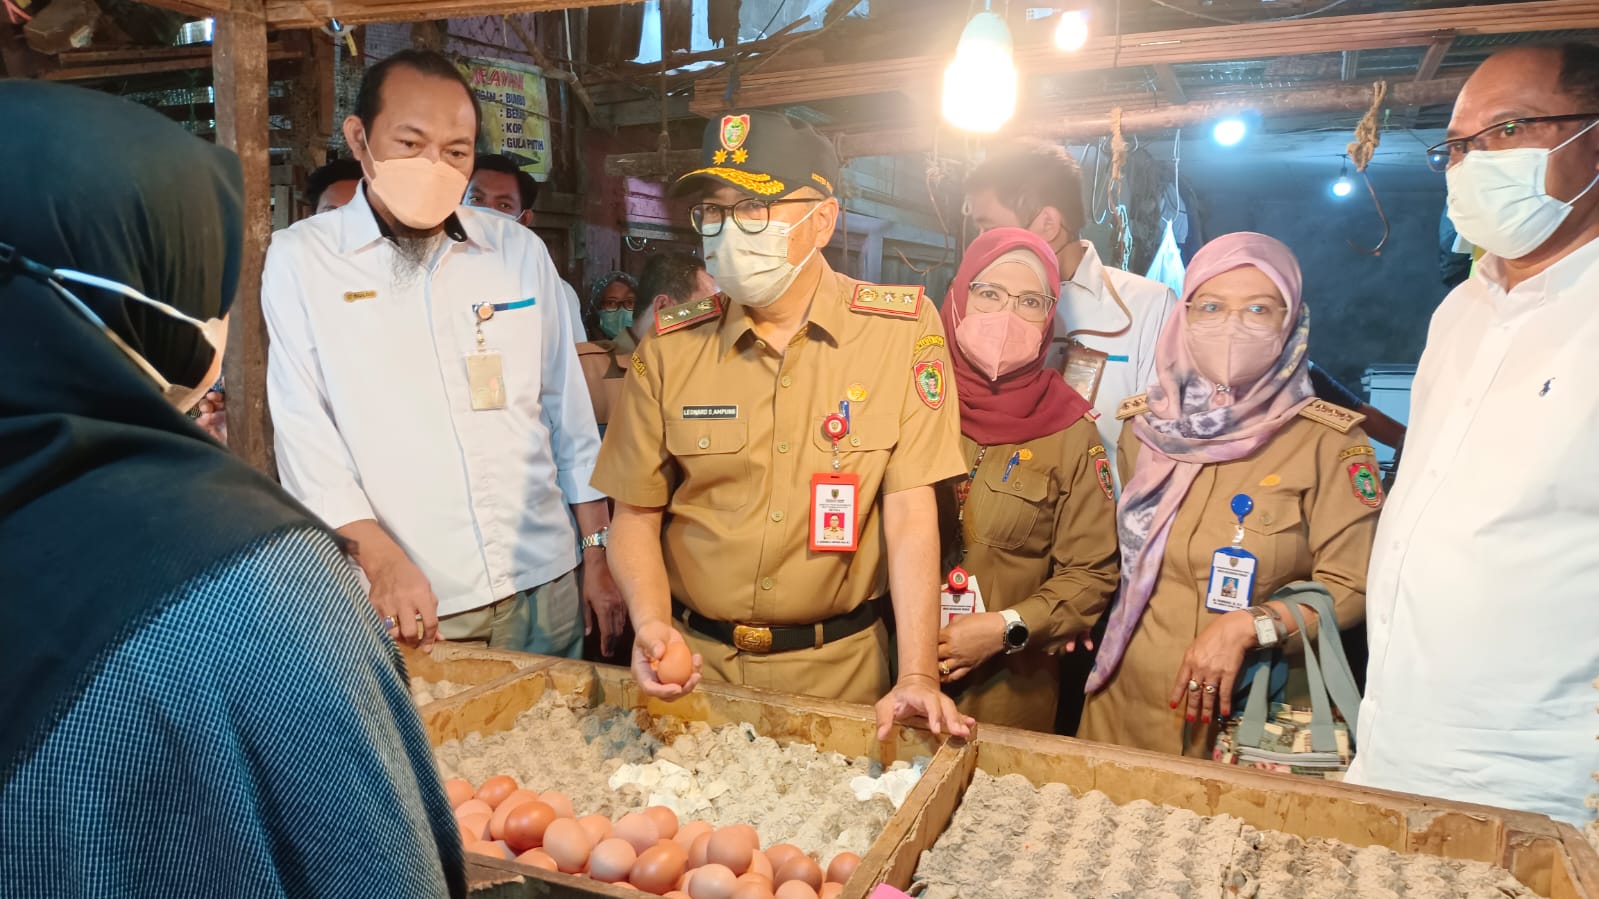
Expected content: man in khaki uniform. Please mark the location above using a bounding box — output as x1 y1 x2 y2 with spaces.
592 110 973 739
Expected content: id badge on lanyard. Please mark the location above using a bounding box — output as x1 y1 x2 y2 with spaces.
810 406 859 552
1057 276 1132 404
467 299 535 411
1205 494 1258 613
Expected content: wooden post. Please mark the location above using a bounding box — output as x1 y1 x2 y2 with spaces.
287 29 336 219
213 0 277 477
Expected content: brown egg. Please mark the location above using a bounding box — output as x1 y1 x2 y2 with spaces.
674 821 714 854
503 801 558 854
630 840 689 895
774 883 818 899
515 848 559 872
577 814 614 846
817 884 843 899
747 851 773 881
615 812 661 855
489 790 541 840
763 844 803 872
458 812 492 842
688 831 714 870
487 840 516 859
589 838 639 883
688 864 738 899
824 852 860 885
656 641 694 685
774 855 823 891
461 840 497 858
475 775 520 809
456 821 478 845
542 817 593 874
706 825 758 875
454 798 493 821
444 778 476 809
643 806 681 840
730 877 775 899
664 893 692 899
538 790 576 819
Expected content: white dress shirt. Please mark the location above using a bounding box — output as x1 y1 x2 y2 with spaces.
1347 238 1599 827
1043 241 1179 482
263 186 604 617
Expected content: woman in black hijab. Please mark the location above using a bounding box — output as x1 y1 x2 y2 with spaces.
0 81 464 898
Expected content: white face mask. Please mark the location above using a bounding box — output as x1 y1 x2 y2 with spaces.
48 268 227 411
704 202 820 309
1446 122 1599 260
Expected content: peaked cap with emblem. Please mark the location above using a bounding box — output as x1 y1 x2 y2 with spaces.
670 110 840 200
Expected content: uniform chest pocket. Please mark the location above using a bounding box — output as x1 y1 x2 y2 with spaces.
969 464 1052 551
1239 494 1305 578
665 419 751 512
809 414 898 462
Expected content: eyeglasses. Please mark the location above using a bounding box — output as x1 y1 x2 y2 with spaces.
967 282 1056 323
1425 114 1599 173
691 198 819 237
1186 300 1287 333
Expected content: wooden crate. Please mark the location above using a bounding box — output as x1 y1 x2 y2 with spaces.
422 659 959 898
864 726 1599 899
402 643 557 710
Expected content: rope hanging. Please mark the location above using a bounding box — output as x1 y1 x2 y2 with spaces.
1107 108 1133 271
1345 81 1390 257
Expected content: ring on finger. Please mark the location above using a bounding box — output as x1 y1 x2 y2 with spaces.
939 662 951 676
1203 683 1217 694
381 616 397 629
1187 679 1201 692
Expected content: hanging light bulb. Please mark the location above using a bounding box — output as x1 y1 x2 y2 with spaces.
1054 9 1089 51
941 10 1017 133
1331 156 1354 198
1213 118 1247 146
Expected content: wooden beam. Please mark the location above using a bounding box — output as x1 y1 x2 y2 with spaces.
612 76 1466 178
1416 35 1454 82
1037 76 1466 138
691 0 1599 114
213 1 277 477
1151 64 1186 105
266 0 646 30
593 92 694 129
135 0 235 15
38 44 299 81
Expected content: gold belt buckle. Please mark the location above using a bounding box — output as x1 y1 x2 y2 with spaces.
732 624 774 654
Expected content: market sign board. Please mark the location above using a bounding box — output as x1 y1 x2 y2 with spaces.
458 57 552 181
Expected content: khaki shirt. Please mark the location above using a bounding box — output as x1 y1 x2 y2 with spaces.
945 418 1121 730
1079 398 1380 755
591 262 965 625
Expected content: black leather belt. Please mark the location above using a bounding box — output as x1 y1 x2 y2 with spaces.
672 599 880 654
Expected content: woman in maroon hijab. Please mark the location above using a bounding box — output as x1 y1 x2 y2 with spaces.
934 227 1121 732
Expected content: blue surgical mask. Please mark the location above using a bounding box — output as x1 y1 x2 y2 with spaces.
598 308 634 339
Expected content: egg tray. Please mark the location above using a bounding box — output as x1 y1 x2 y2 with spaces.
870 725 1599 899
422 657 955 899
403 643 558 710
428 659 1599 899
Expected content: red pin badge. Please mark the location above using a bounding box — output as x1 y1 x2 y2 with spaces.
947 566 970 593
822 413 849 441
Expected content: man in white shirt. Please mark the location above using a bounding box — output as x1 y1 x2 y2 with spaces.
1346 43 1599 827
264 49 627 656
965 142 1178 487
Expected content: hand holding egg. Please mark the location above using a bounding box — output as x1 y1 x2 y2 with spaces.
633 620 703 699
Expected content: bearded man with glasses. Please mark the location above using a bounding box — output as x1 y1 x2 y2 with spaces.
1346 43 1599 828
591 110 975 741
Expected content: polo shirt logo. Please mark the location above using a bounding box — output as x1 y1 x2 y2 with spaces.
343 290 378 303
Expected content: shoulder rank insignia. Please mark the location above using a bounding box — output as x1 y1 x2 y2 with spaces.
1116 394 1149 420
850 284 924 319
1298 398 1365 433
656 294 723 335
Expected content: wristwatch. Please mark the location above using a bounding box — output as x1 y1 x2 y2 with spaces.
1249 605 1282 647
580 527 609 550
999 609 1029 654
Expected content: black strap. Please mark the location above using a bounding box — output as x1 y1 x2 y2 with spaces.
671 599 880 654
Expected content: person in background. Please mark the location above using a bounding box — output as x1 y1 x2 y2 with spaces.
307 157 364 215
0 80 462 898
578 253 715 431
965 141 1179 492
1078 232 1379 757
1347 43 1599 828
935 227 1120 732
583 270 637 343
263 49 627 659
1307 361 1407 450
593 109 974 740
465 153 538 228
